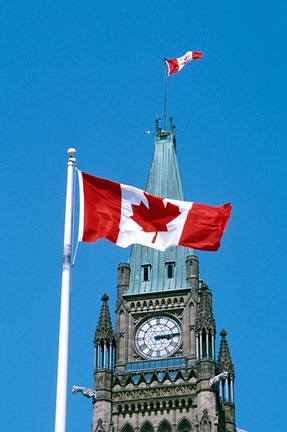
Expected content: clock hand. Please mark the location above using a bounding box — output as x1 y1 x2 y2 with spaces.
154 332 180 341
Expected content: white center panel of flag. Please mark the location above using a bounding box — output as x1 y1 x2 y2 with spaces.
116 184 193 252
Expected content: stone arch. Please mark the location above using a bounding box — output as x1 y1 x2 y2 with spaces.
200 410 211 432
158 419 172 432
121 422 134 432
177 418 192 432
94 419 104 432
140 420 154 432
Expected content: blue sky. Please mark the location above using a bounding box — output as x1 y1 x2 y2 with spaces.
1 1 286 431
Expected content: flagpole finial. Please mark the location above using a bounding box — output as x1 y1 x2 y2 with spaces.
68 148 76 158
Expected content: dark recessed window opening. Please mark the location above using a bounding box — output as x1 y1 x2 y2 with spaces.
142 265 151 281
166 262 175 279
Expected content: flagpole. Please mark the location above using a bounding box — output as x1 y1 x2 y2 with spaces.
163 61 167 130
55 148 77 432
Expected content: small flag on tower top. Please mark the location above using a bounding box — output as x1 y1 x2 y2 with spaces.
165 51 203 76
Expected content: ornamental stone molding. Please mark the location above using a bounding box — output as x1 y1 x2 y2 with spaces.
111 383 197 402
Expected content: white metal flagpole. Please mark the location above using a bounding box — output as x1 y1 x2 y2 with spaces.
55 148 77 432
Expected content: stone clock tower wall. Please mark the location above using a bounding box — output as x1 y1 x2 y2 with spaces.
91 119 236 432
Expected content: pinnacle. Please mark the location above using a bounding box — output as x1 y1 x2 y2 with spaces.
94 293 115 344
101 293 109 302
217 328 235 377
195 282 215 332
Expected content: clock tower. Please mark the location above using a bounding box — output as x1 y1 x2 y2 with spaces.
92 118 236 432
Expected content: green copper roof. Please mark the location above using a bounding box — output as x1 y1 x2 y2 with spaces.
125 118 195 295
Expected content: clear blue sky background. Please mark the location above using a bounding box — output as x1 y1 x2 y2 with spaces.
1 1 286 431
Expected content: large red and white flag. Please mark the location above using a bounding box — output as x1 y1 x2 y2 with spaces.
165 51 203 76
78 171 231 252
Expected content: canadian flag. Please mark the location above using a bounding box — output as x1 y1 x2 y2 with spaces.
165 51 203 76
78 171 231 252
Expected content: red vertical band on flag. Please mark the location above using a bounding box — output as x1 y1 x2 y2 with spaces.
165 59 180 75
192 52 203 59
81 172 121 243
179 203 232 251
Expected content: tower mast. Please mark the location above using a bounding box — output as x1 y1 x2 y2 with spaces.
163 63 168 130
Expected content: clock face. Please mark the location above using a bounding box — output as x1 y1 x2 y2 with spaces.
134 315 182 359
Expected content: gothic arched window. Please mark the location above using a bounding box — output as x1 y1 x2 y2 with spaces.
121 423 134 432
177 418 192 432
158 419 172 432
140 421 154 432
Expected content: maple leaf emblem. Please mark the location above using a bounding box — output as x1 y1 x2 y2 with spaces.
130 192 181 243
183 55 189 65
